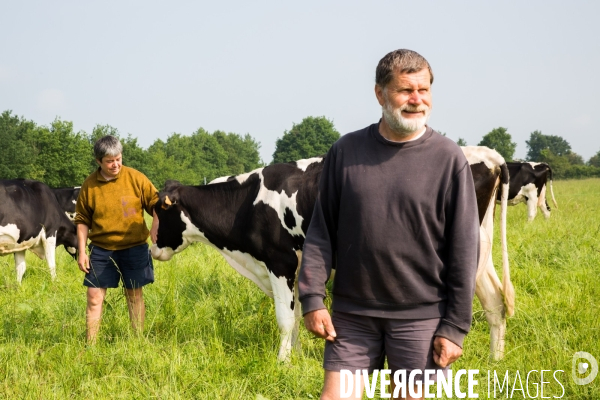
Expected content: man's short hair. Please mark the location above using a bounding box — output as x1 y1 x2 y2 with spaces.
375 49 434 88
94 135 123 161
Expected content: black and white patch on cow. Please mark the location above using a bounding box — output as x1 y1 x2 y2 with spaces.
498 162 557 221
51 186 81 221
0 179 78 283
152 157 323 361
462 146 515 360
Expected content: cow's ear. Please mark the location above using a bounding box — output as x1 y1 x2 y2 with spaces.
160 192 178 210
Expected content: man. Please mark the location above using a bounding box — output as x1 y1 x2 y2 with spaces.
75 135 159 343
298 49 479 399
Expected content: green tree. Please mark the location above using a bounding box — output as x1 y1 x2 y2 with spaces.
0 110 39 179
30 119 92 187
214 131 263 174
272 116 340 164
566 152 584 165
456 138 467 146
145 139 179 189
121 134 149 173
588 150 600 167
145 128 264 189
526 130 572 161
146 129 228 187
537 149 600 179
187 128 229 181
477 127 517 161
89 124 119 144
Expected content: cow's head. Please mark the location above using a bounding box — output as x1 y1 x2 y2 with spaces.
151 181 193 261
57 223 78 260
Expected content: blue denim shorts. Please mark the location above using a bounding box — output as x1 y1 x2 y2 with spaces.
84 243 154 289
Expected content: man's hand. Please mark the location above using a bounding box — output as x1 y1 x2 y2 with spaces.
304 309 337 341
433 336 462 367
78 252 90 274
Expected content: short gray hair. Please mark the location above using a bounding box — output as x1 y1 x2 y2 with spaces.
375 49 434 88
94 135 123 161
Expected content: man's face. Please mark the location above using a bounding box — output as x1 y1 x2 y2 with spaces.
375 68 432 137
97 154 122 179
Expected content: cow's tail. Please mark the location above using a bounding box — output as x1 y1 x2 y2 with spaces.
500 162 515 317
548 165 558 209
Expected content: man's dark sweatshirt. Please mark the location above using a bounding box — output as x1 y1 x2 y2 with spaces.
298 123 480 347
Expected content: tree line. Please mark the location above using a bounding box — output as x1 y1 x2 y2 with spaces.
0 110 264 189
1 109 597 187
0 111 340 189
471 127 600 179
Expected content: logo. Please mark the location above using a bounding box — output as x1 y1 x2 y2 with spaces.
572 351 598 385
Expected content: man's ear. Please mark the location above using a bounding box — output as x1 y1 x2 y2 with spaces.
374 84 386 107
95 158 102 166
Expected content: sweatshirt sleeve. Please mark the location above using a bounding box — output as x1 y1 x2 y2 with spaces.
140 175 159 215
434 161 480 348
74 182 92 227
132 169 158 215
298 148 340 315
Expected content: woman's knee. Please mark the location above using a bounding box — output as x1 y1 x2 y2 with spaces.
87 288 106 307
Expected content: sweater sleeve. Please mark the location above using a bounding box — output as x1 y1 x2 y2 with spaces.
74 182 92 227
434 161 480 348
298 148 340 315
140 175 159 215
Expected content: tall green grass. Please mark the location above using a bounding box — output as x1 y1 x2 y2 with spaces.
0 179 598 399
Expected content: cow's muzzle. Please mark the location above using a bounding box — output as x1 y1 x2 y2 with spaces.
150 244 174 261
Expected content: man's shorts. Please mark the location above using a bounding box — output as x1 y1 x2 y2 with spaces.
323 311 449 376
84 243 154 289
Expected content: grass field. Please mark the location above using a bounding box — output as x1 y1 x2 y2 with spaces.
0 179 598 399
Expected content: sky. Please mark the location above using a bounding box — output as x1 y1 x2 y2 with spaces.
1 1 599 164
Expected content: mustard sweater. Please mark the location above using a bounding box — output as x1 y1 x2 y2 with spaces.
75 166 159 250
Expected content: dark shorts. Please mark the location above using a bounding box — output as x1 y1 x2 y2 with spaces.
324 311 449 377
84 243 154 289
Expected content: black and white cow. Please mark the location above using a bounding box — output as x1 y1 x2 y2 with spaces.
51 186 81 221
152 152 514 361
0 179 78 283
152 159 322 361
496 162 557 221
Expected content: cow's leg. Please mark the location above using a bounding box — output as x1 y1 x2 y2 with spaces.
219 250 299 359
269 271 298 362
526 197 538 221
478 188 509 360
537 185 551 219
291 251 304 352
476 226 507 360
522 184 539 221
43 235 57 280
292 290 302 353
14 251 26 284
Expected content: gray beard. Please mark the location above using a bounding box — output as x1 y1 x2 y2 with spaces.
382 104 430 138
